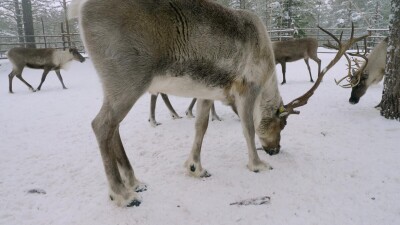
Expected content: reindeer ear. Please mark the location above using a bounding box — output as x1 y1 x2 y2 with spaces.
277 106 289 117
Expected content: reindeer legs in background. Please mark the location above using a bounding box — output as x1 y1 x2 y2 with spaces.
149 93 182 127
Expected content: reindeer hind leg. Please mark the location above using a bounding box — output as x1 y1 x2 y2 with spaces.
8 71 16 93
15 70 35 92
149 94 161 127
160 93 181 119
304 58 314 83
185 98 197 118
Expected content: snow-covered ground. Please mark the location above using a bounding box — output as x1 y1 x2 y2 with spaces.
0 52 399 225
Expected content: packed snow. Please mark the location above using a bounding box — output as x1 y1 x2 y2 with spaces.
0 50 399 225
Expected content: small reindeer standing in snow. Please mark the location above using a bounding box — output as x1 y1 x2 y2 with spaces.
7 47 85 93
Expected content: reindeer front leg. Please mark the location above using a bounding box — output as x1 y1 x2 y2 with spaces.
236 94 271 172
185 99 213 177
36 68 51 91
55 70 68 89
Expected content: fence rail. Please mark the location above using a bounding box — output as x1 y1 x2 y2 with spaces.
0 27 389 59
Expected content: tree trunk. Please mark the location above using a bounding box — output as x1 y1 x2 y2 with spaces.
13 0 25 46
380 0 400 120
21 0 36 48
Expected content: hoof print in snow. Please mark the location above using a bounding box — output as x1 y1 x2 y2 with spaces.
230 196 271 206
127 199 141 207
27 189 46 195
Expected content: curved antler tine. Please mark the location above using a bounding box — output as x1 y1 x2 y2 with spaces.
335 76 349 85
318 26 341 44
350 23 355 39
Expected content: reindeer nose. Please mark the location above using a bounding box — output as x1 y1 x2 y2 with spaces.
80 58 86 63
262 145 280 155
349 97 359 104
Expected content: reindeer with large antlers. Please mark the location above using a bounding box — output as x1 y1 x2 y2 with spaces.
334 37 387 105
69 0 367 207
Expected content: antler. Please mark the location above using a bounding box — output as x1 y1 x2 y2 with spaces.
334 38 369 88
283 23 369 115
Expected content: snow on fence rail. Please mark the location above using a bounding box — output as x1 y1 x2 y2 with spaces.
0 27 389 59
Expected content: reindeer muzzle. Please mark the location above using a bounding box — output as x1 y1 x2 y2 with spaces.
80 57 86 63
349 96 359 104
262 145 280 156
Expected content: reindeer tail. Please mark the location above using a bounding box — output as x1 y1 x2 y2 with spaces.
68 0 86 19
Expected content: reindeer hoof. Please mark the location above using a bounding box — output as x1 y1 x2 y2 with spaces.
281 81 286 85
134 183 147 193
171 114 182 119
185 111 195 118
127 199 141 207
148 119 161 127
211 116 222 121
247 160 272 172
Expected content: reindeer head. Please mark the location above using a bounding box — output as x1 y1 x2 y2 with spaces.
349 71 369 104
333 39 370 104
256 104 288 155
69 48 86 63
258 24 368 155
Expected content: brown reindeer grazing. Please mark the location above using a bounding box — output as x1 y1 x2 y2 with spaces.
150 39 321 121
69 0 366 207
272 38 321 84
7 47 85 93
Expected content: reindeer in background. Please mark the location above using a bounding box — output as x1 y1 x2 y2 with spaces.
334 37 388 105
6 47 85 93
69 0 367 207
272 38 321 85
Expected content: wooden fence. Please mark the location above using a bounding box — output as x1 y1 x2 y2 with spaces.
0 27 389 59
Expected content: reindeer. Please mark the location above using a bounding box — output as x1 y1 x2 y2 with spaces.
69 0 366 207
337 37 388 107
7 47 85 93
150 39 321 122
272 38 321 85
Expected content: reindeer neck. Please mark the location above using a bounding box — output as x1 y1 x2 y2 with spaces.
53 50 74 69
